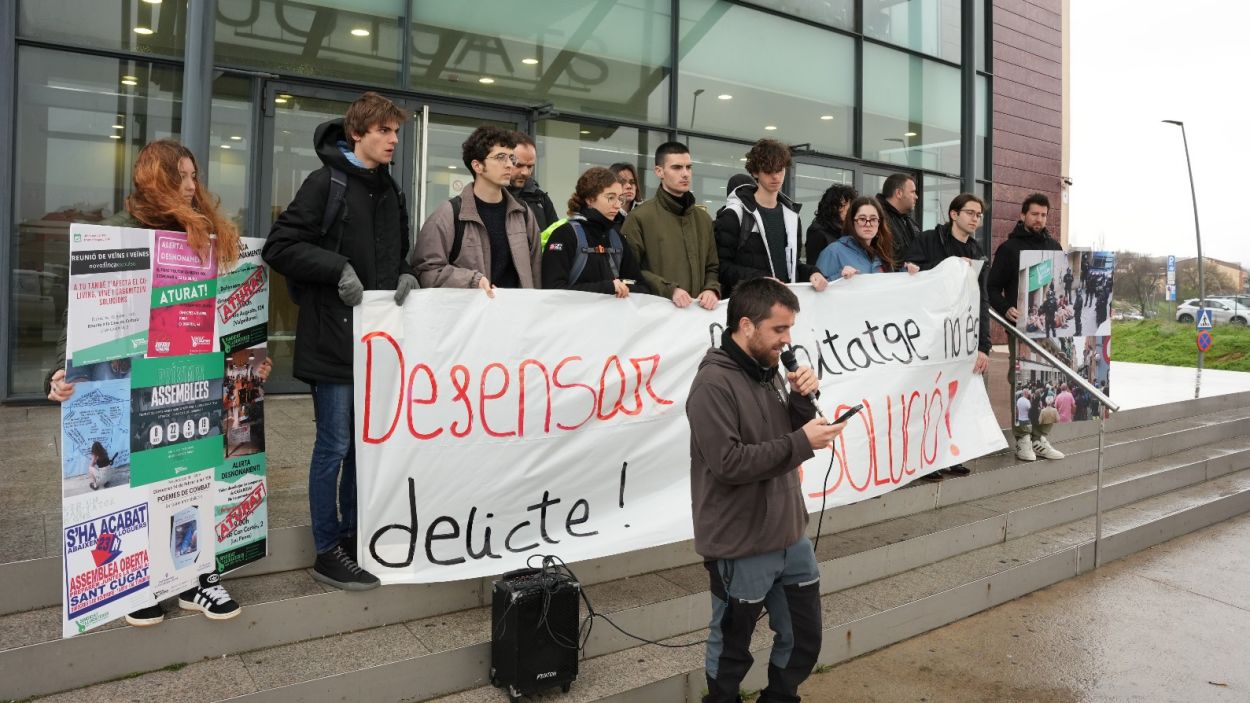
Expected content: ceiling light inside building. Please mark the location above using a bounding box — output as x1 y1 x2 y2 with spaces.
350 28 370 37
820 115 834 120
274 97 288 104
579 130 590 135
112 124 124 130
221 144 231 150
478 77 495 84
522 58 539 65
121 78 138 86
764 125 777 131
230 135 242 141
133 26 154 35
717 94 732 100
448 165 456 169
904 131 917 137
109 134 122 139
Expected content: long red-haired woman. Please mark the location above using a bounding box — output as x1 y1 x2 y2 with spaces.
46 140 261 627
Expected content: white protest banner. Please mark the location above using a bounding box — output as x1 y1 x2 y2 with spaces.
354 258 1006 584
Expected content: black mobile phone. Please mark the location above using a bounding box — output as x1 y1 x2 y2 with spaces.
833 404 863 424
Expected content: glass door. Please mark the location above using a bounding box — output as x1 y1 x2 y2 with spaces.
256 83 523 392
790 156 857 264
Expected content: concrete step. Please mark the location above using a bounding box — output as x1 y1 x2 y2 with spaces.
5 396 1248 623
433 466 1250 703
15 429 1250 702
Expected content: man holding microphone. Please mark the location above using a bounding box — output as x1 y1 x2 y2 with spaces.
686 277 845 703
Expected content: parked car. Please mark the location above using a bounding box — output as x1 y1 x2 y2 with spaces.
1176 298 1249 325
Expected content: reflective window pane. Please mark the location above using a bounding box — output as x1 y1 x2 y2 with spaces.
216 0 405 86
11 47 182 395
738 0 854 30
922 174 961 231
19 0 183 58
976 74 988 181
862 44 961 174
792 162 854 227
410 1 671 125
209 76 254 232
975 0 986 71
863 0 961 63
680 0 854 154
685 137 753 213
535 121 668 217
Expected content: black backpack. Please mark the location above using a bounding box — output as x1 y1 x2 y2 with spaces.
446 194 530 266
567 220 623 284
288 167 405 305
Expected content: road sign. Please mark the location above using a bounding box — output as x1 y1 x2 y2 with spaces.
1197 330 1213 353
1195 308 1214 330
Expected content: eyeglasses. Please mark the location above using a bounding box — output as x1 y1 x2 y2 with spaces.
959 209 984 219
853 216 880 226
598 193 621 203
485 152 517 166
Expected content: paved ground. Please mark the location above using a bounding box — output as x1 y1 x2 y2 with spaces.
801 511 1250 703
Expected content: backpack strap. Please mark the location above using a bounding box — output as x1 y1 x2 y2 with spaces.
736 205 755 251
568 220 623 285
569 220 591 285
448 195 465 264
320 167 348 237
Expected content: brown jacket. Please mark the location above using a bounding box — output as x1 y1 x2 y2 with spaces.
412 183 541 289
686 338 817 560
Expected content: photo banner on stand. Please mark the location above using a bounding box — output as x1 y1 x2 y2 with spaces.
353 258 1006 585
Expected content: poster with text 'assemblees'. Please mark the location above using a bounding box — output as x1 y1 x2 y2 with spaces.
66 224 152 366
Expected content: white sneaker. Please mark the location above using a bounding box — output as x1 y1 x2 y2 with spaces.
1015 435 1036 461
1033 436 1065 460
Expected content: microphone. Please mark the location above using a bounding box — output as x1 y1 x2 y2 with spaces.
780 347 826 419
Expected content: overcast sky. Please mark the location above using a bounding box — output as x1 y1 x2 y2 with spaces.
1068 1 1245 265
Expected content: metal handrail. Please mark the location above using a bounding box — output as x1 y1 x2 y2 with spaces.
988 308 1119 568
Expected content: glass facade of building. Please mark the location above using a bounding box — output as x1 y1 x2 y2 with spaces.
2 0 992 398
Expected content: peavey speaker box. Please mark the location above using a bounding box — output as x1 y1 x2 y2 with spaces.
490 567 581 701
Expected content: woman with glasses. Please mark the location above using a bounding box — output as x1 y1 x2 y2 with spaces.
542 167 649 296
815 196 911 280
609 162 643 215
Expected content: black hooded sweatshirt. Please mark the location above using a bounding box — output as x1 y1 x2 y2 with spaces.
986 221 1063 318
263 118 413 384
541 209 650 295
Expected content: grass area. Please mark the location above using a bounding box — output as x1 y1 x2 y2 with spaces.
1112 319 1250 372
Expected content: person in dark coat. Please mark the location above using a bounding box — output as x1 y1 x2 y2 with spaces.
508 131 559 232
263 92 417 591
986 192 1065 463
905 192 991 480
714 139 828 298
542 167 649 297
877 173 921 271
803 183 857 266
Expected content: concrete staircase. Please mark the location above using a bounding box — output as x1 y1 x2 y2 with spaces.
4 391 1250 702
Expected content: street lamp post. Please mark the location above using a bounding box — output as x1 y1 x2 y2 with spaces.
1162 119 1204 398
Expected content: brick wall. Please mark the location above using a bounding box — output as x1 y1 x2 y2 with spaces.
990 0 1063 251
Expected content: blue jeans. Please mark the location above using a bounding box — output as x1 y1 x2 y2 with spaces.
309 382 356 554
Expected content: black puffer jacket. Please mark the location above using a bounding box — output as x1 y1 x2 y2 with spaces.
263 118 413 384
986 221 1063 318
877 196 921 272
804 218 842 267
541 209 649 295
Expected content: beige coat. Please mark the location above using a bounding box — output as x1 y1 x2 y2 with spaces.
412 183 541 289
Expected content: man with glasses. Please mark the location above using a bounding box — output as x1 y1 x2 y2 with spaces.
905 193 992 480
507 131 559 232
414 126 542 293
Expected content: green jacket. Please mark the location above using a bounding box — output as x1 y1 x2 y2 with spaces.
621 187 720 299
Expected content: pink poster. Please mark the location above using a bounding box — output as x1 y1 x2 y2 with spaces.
148 231 218 356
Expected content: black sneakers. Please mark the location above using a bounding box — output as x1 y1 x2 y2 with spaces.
945 463 972 475
313 545 380 591
178 571 242 620
125 604 166 627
